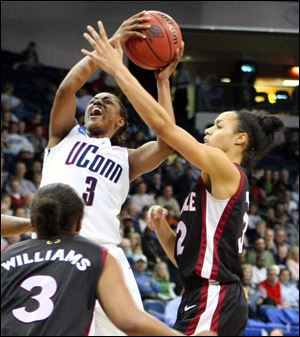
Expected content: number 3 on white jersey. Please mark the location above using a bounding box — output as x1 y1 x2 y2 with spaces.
12 275 57 323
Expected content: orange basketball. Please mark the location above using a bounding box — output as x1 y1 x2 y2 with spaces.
125 10 182 70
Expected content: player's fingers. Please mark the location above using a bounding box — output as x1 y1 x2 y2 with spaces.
125 23 151 31
87 25 101 42
83 33 97 49
130 10 148 19
126 31 147 39
127 16 152 26
81 48 93 58
97 21 109 42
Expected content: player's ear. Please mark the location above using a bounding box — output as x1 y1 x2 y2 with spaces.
235 132 248 146
116 117 125 128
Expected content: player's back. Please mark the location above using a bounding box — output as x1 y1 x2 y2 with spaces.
1 234 106 336
40 125 130 245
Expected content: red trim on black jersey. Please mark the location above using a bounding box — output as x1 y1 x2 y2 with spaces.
101 246 108 266
195 176 207 277
210 284 227 333
211 166 245 279
186 282 209 335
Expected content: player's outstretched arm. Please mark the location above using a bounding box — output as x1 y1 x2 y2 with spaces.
127 44 184 181
81 22 239 184
97 252 183 336
1 214 32 236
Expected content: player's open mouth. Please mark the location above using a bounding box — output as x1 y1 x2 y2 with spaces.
90 106 104 118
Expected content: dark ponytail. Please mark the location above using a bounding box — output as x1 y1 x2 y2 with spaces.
31 183 84 239
237 110 285 164
32 198 61 238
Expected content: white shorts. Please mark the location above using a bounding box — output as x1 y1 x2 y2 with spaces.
88 244 143 336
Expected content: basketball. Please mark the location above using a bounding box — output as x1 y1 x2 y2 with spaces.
124 10 182 70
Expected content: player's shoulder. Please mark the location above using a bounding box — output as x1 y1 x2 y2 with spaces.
111 145 128 153
1 239 35 257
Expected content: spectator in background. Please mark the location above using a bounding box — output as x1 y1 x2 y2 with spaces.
4 122 34 157
25 124 47 155
152 261 177 301
14 41 40 70
286 246 299 283
265 228 277 256
251 253 267 286
119 237 134 267
136 205 150 233
274 245 289 269
148 172 163 198
258 266 282 307
133 254 162 300
156 185 181 218
269 328 285 336
142 227 166 269
247 238 275 269
7 161 36 198
174 165 197 206
279 268 299 308
130 181 155 213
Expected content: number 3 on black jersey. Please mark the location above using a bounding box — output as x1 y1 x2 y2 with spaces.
12 275 57 323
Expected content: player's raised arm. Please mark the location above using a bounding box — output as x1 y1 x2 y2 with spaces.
127 44 184 181
48 12 151 148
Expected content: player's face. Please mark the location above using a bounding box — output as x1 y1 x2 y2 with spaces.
204 111 242 153
84 93 124 137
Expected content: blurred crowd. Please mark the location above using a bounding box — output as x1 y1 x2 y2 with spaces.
1 47 299 330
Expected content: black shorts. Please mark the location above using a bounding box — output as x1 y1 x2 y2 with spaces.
174 281 248 336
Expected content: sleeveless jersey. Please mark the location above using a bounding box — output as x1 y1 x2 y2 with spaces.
175 165 249 284
40 125 130 245
1 235 107 336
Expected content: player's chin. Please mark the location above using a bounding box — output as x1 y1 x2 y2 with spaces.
86 121 104 135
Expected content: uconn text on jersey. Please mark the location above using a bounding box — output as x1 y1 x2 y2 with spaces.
65 141 123 183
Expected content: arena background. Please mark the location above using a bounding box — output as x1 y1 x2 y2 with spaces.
1 1 299 336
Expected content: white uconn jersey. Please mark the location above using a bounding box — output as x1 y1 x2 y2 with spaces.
41 125 129 245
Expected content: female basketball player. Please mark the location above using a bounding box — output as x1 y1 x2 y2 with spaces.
40 12 183 336
1 183 184 336
80 21 284 336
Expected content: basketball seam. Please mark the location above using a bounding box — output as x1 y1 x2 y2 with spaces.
146 12 172 64
150 12 173 63
125 43 157 69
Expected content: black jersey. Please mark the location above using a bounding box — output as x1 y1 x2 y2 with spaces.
1 234 107 336
175 165 249 285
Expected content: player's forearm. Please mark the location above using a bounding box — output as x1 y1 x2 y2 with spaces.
1 215 32 236
157 79 175 123
59 54 98 93
154 219 178 267
113 66 173 136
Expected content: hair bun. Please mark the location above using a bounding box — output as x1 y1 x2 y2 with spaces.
260 115 284 134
